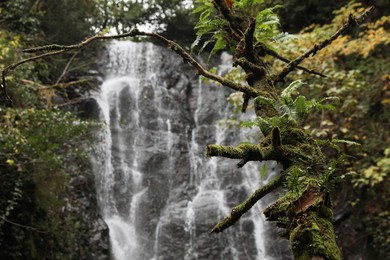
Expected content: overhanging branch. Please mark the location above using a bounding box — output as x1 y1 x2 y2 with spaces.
210 171 286 233
1 29 263 104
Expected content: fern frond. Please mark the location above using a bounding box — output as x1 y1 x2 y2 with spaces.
293 95 308 118
332 139 361 146
281 80 305 105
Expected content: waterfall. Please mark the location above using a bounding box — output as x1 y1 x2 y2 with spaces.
91 41 290 260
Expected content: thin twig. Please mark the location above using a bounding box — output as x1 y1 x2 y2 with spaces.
0 216 46 233
265 49 326 77
234 58 265 75
55 51 79 84
57 97 86 107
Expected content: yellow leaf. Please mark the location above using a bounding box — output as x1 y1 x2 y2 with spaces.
6 159 15 165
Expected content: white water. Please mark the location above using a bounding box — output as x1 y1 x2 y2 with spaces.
91 41 284 260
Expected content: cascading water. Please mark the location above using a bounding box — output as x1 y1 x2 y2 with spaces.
91 41 291 260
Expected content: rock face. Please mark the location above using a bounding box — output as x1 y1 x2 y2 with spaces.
91 41 292 260
65 174 110 260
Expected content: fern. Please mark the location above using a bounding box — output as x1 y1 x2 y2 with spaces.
279 80 340 123
293 95 308 118
239 120 257 129
209 32 228 60
240 115 290 136
272 32 300 44
254 95 276 107
319 155 347 192
286 166 304 198
281 80 305 104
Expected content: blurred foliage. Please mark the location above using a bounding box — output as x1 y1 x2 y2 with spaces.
264 0 390 33
0 0 42 35
0 0 98 258
0 25 48 107
0 108 94 259
266 2 389 258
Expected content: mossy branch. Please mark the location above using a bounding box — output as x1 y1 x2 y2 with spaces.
234 58 265 76
210 171 286 233
205 141 309 168
206 143 271 161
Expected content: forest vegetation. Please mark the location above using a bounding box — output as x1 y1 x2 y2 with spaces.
0 0 389 259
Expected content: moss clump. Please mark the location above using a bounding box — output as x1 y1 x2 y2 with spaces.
290 209 342 260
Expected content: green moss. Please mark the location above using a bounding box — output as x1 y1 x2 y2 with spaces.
206 143 271 160
290 210 341 260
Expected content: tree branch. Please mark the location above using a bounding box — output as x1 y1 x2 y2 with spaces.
210 171 286 233
0 216 46 233
273 6 374 84
2 29 263 104
206 143 270 160
55 51 79 84
212 0 244 38
205 143 285 168
265 48 326 78
234 58 265 75
243 18 257 62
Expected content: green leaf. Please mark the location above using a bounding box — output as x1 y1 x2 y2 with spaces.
198 39 213 54
190 34 202 53
254 96 276 107
260 164 268 178
239 120 256 128
6 159 15 165
209 33 227 61
332 139 361 146
199 9 211 22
